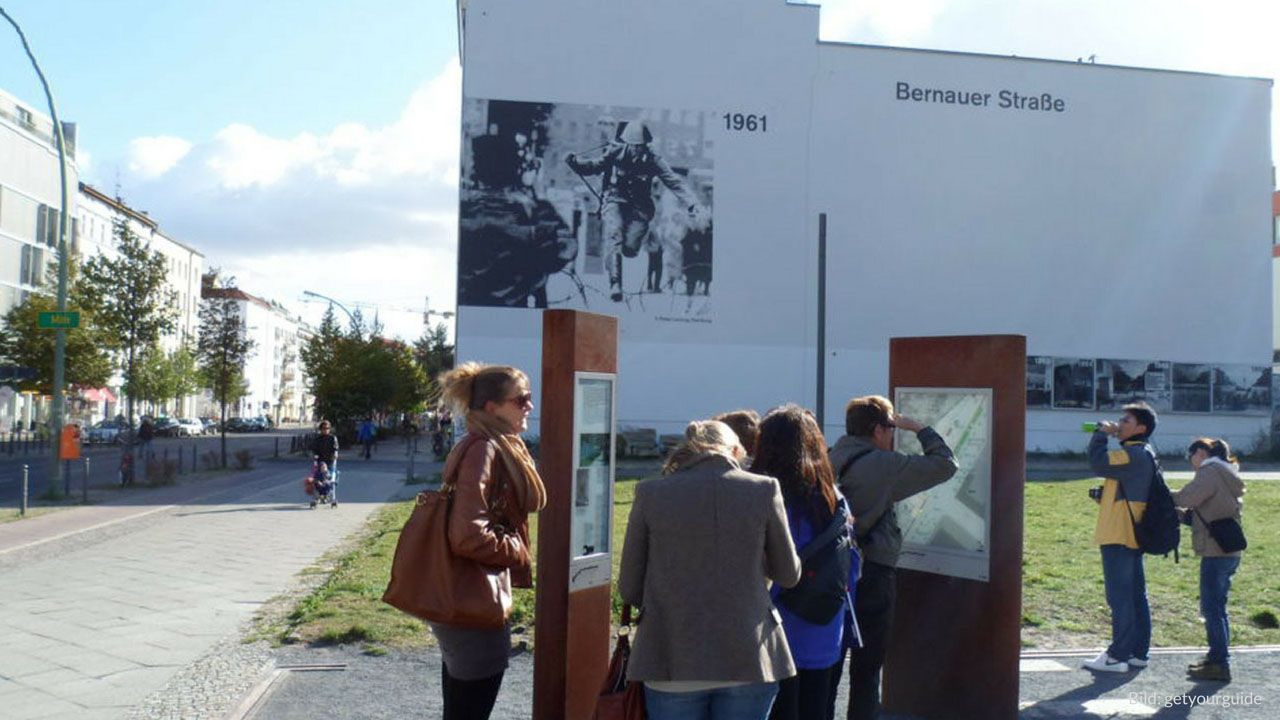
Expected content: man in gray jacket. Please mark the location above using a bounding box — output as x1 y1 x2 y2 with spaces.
828 395 958 720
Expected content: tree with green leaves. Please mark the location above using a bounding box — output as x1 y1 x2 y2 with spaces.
167 343 200 414
301 307 433 434
413 321 454 390
197 276 255 468
0 259 114 398
80 217 176 436
127 343 168 414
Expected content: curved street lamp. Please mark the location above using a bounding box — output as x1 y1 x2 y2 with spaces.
2 7 72 493
302 289 356 327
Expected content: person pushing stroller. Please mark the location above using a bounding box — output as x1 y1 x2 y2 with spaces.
309 420 339 508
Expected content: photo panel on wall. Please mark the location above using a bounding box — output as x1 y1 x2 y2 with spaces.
458 98 714 319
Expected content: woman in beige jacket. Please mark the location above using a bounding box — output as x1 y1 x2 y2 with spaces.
620 420 801 719
1172 437 1245 682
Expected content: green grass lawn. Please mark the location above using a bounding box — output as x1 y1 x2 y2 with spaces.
1021 478 1280 649
281 476 1280 653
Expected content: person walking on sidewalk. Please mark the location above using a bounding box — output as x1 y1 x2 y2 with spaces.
828 395 957 720
358 418 377 460
432 363 546 720
1082 402 1158 674
1174 437 1246 682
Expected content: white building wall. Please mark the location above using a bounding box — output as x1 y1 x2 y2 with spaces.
197 292 310 424
75 186 205 418
455 0 1275 453
0 87 80 433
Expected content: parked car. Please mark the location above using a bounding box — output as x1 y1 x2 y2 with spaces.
86 419 134 444
154 417 181 437
174 418 204 437
200 417 221 434
224 417 255 433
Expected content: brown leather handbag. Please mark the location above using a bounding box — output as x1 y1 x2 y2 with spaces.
382 485 509 629
593 605 646 720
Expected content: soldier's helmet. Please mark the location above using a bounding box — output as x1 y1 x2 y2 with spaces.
616 121 653 145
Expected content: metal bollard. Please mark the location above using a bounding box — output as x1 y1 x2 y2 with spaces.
274 437 279 458
83 457 90 504
21 464 28 517
192 443 197 472
178 446 184 475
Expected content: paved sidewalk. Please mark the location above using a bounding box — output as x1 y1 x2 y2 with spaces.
0 460 411 720
241 643 1279 719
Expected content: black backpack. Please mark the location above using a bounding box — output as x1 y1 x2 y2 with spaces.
776 502 854 624
1118 448 1181 562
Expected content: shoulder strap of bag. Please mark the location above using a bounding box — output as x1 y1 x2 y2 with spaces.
836 446 876 480
798 504 850 561
834 447 889 542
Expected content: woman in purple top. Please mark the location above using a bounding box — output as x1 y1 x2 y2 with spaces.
752 405 860 720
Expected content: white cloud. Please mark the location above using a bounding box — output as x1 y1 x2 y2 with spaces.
126 136 193 179
134 60 463 192
103 60 463 341
221 243 458 342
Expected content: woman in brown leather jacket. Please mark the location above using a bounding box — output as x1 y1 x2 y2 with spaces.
434 362 546 719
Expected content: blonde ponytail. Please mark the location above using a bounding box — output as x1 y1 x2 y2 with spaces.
438 362 528 413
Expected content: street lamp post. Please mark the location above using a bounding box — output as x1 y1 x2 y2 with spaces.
302 290 356 329
2 7 72 496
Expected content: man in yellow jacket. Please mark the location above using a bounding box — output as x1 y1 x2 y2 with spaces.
1082 402 1157 673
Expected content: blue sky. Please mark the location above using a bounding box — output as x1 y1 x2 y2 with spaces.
1 1 1275 342
0 0 455 170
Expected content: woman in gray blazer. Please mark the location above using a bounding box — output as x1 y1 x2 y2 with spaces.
620 420 802 719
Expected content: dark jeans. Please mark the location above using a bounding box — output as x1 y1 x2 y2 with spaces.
1100 545 1151 662
846 561 896 720
441 662 503 720
1200 556 1241 665
770 658 843 720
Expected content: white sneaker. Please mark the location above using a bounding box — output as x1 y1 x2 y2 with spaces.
1082 651 1129 673
1128 656 1148 668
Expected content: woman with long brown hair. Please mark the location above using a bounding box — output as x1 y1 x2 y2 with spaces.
432 362 546 719
751 404 859 720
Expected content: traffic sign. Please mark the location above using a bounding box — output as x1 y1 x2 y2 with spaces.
37 311 80 329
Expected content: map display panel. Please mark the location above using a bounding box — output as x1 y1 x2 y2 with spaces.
894 387 993 582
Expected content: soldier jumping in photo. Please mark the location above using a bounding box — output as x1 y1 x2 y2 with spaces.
565 121 707 302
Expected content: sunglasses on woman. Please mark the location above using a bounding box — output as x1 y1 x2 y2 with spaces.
505 392 534 408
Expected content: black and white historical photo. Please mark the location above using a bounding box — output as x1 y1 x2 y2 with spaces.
1052 358 1095 410
1095 359 1172 412
1212 365 1271 414
458 98 714 318
1172 363 1212 413
1026 356 1052 408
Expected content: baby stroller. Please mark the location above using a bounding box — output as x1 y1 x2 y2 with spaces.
306 460 338 508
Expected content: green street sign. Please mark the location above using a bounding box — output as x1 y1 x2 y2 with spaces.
37 311 80 329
